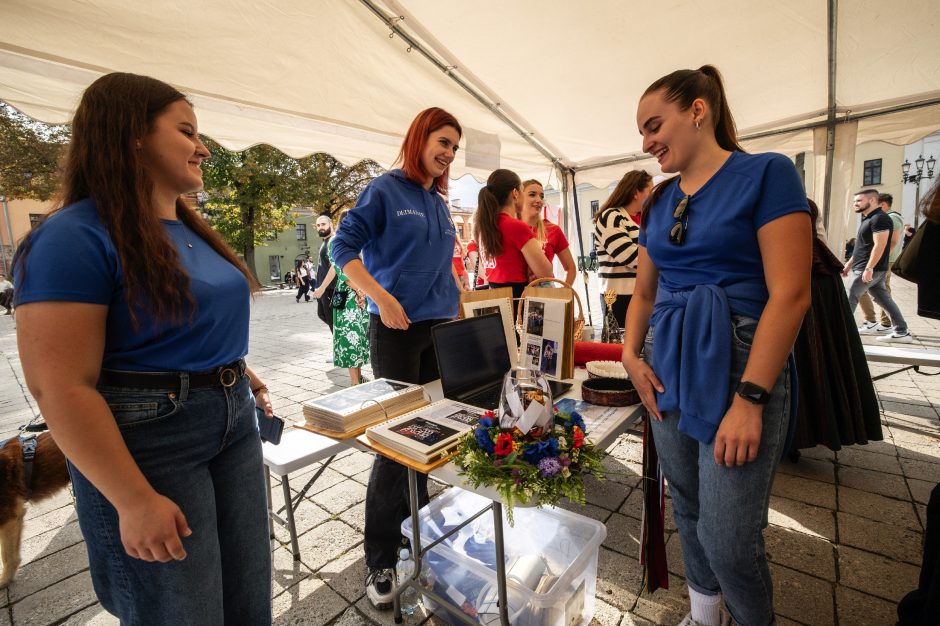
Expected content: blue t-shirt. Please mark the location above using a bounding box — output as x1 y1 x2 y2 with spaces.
640 150 809 309
13 199 250 372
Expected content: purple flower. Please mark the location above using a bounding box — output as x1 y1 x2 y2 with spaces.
493 459 503 467
474 428 495 453
538 457 563 478
511 468 521 477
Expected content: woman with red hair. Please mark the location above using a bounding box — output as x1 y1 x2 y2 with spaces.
331 107 465 609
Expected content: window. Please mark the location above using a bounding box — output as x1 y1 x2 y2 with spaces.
863 159 882 186
29 213 43 229
269 256 281 281
296 223 307 240
590 200 599 216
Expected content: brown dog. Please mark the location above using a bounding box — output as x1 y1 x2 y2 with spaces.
0 432 71 588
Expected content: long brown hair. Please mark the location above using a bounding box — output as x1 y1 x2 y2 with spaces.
397 107 462 194
923 179 939 224
473 169 521 258
641 65 742 224
596 170 653 222
16 72 258 327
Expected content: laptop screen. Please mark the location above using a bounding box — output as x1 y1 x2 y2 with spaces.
432 313 512 398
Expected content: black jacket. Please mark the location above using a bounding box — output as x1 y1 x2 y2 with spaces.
917 220 940 320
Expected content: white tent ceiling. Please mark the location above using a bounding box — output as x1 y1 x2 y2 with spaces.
1 0 939 194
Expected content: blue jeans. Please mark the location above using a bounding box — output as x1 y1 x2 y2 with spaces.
846 269 908 333
646 316 789 626
69 374 272 625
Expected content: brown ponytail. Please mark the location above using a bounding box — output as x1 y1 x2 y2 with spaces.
472 169 522 258
596 170 653 222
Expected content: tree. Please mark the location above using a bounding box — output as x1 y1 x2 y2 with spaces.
0 102 69 200
200 138 382 278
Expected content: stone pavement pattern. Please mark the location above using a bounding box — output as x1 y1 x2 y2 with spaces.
0 278 938 626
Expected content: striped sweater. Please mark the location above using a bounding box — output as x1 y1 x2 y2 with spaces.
593 207 640 294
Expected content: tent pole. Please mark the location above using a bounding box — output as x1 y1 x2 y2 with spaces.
822 0 839 230
568 170 593 329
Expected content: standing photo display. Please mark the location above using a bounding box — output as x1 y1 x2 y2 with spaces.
519 287 575 380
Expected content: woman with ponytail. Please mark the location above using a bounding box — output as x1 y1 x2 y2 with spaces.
622 65 812 626
12 73 272 624
330 107 464 610
472 169 552 300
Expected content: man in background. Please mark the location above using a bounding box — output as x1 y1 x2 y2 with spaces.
857 193 903 334
843 189 913 343
311 214 337 332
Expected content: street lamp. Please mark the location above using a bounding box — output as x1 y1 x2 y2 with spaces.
901 153 936 227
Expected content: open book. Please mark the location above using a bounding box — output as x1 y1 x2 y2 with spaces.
365 399 487 463
303 378 428 435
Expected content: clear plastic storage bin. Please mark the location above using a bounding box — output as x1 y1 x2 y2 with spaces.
401 487 607 626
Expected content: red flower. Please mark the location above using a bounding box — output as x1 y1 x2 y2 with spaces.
494 432 514 457
572 426 584 449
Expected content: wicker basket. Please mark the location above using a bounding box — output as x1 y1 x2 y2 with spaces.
581 377 641 406
513 277 585 343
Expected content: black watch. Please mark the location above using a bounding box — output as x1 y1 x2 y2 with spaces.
736 381 771 405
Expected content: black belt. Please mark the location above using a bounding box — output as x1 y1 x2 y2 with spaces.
97 359 246 390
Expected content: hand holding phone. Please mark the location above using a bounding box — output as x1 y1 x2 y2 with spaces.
255 407 285 445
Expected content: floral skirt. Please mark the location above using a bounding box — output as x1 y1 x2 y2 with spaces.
332 284 370 368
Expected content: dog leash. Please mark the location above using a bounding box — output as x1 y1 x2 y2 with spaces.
19 434 37 499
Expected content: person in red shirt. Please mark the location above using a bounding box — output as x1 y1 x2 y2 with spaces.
452 239 469 289
472 169 552 299
519 179 577 286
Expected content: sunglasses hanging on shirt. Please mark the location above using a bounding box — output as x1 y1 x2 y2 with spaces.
669 194 691 245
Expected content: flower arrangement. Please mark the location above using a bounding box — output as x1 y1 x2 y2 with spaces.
453 406 604 523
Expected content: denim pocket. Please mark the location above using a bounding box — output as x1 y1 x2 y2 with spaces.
101 391 182 429
731 316 758 348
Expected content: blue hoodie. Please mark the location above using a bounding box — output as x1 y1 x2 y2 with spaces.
331 169 458 322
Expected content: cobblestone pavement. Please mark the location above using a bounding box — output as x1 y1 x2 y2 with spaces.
0 278 938 626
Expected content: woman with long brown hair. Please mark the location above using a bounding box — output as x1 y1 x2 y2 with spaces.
472 169 553 300
331 107 465 610
623 66 811 625
519 179 577 285
593 169 652 328
12 73 273 624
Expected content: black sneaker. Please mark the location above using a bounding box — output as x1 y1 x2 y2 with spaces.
365 568 396 610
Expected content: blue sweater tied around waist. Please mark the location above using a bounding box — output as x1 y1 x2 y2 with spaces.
649 281 797 446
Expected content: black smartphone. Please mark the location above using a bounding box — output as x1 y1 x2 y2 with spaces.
255 407 285 445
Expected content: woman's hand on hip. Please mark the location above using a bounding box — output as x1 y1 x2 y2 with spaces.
713 398 763 467
622 353 663 420
376 294 411 330
118 492 192 562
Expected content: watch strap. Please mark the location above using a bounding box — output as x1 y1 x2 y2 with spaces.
736 381 771 405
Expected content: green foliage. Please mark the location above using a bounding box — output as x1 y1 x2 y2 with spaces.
0 103 69 201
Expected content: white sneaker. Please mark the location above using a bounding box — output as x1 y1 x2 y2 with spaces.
877 330 914 343
365 568 396 610
874 323 893 332
858 321 889 335
677 609 731 626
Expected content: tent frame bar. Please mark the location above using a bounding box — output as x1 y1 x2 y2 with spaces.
358 0 562 169
821 0 839 229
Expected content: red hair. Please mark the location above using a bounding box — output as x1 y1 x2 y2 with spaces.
397 107 462 194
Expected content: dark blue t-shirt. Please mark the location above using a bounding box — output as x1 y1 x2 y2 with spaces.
14 199 250 372
640 151 809 310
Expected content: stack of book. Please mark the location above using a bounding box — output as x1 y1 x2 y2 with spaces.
366 399 486 463
303 378 428 435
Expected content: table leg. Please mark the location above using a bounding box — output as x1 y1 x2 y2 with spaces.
492 501 510 626
394 467 424 624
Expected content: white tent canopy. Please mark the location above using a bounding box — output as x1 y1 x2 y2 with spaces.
3 0 940 247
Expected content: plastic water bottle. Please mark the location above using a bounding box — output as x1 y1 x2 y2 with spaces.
396 548 420 615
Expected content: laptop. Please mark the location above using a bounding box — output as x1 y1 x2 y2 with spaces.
431 313 572 410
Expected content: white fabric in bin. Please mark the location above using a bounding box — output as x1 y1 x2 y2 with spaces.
402 487 606 626
261 429 348 476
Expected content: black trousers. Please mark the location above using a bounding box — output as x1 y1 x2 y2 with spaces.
897 483 940 625
296 278 310 302
316 289 334 332
363 314 446 569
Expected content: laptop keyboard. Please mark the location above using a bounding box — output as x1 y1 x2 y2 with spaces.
461 385 502 410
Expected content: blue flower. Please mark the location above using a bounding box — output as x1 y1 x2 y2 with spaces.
522 437 559 464
479 417 495 429
537 456 562 478
568 411 586 433
474 428 495 453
